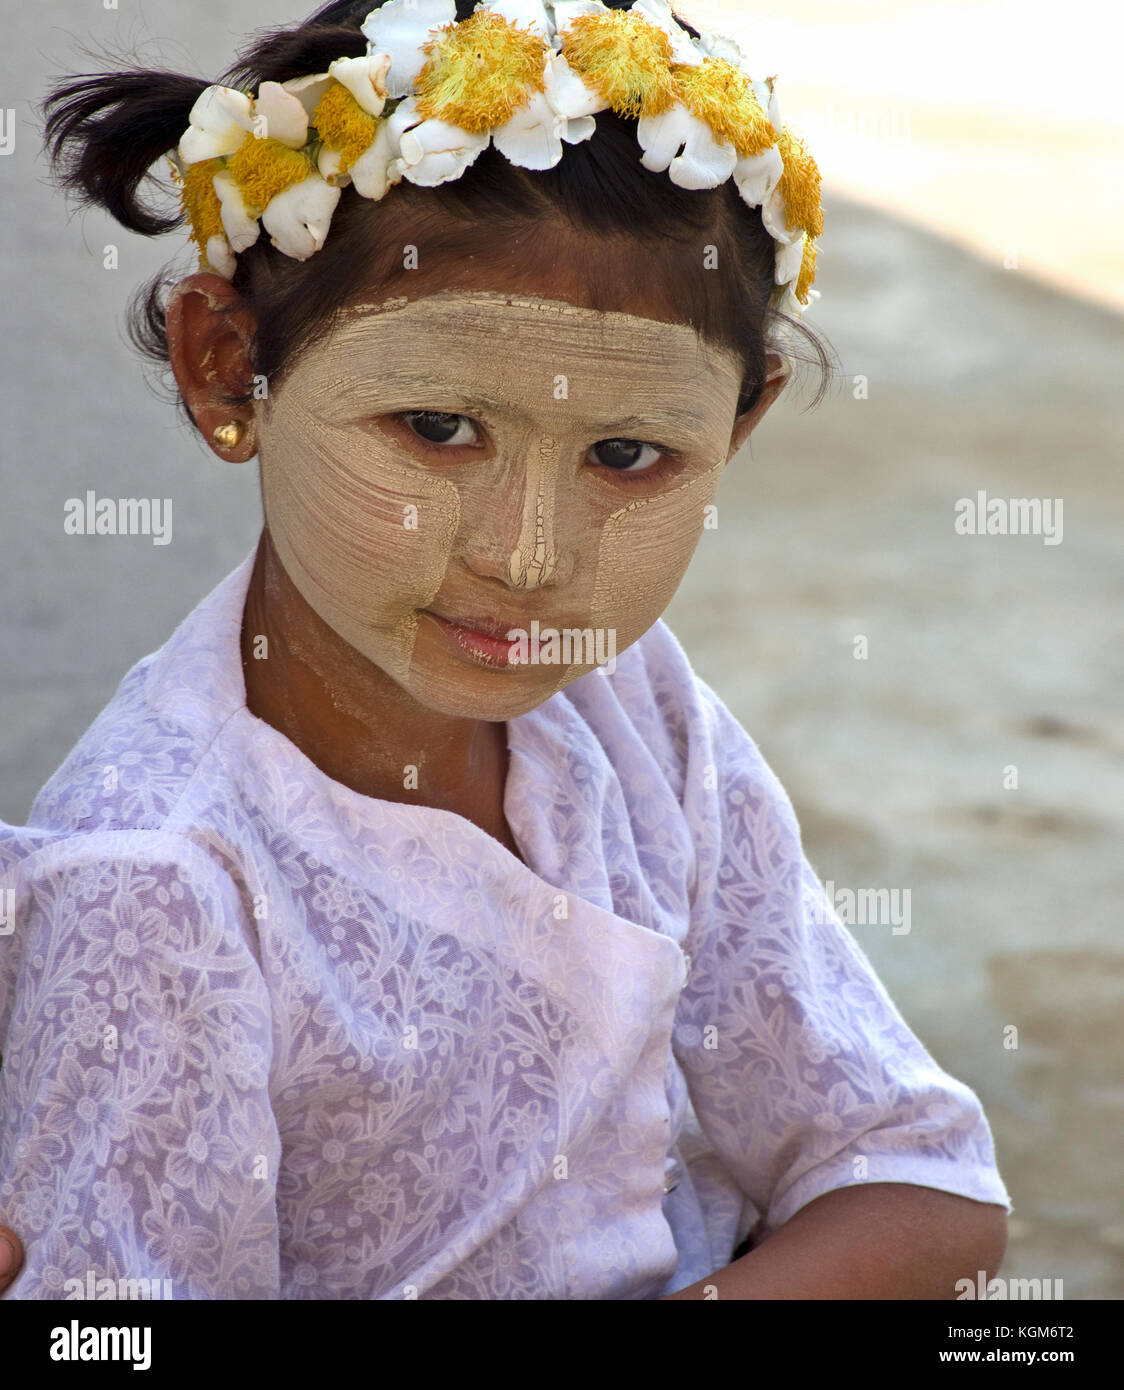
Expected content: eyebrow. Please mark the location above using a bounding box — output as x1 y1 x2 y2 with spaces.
611 410 709 434
335 362 712 436
454 392 710 437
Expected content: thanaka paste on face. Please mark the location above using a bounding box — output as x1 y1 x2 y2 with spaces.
253 290 744 721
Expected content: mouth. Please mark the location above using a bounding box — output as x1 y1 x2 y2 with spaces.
424 611 523 669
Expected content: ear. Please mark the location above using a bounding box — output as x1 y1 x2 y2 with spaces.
726 353 790 461
165 272 259 461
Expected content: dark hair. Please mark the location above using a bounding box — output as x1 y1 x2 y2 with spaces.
40 0 836 441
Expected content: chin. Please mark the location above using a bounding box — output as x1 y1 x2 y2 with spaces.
408 648 585 723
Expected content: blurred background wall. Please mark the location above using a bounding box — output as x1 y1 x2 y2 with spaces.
1 0 1121 1296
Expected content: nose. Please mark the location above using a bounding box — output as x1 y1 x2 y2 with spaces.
462 434 566 590
507 435 560 588
508 486 557 587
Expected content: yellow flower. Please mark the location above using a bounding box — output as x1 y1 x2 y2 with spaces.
227 137 314 219
312 80 381 177
672 58 774 159
413 9 549 133
361 0 459 100
175 157 233 276
559 8 678 119
794 234 817 305
771 127 824 240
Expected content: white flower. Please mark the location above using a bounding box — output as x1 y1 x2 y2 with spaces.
283 72 335 122
398 129 490 186
345 123 403 201
560 113 597 144
260 173 341 260
551 0 608 48
316 146 347 185
732 145 783 210
540 14 627 149
212 168 260 253
491 87 567 169
481 0 554 41
637 103 737 189
762 179 801 246
746 77 800 246
695 26 747 67
542 50 607 121
204 234 237 281
284 54 390 127
178 85 254 165
250 81 310 148
490 44 605 167
178 80 313 165
630 0 703 67
282 57 393 190
360 0 457 100
390 98 492 186
752 75 782 134
552 1 715 180
772 276 818 318
359 1 579 178
329 53 392 117
774 232 806 286
346 96 422 200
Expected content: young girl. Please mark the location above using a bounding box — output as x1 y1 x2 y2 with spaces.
0 0 1009 1300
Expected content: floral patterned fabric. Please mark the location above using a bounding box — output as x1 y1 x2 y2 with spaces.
0 550 1011 1299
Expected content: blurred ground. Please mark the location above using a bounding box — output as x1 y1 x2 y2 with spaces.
2 0 1122 1299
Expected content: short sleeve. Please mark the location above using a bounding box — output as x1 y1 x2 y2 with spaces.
670 666 1013 1244
0 830 282 1299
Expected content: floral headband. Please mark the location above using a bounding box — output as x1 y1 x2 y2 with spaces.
168 0 824 318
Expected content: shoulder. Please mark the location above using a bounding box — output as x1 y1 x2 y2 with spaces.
0 822 252 945
0 819 242 893
25 658 202 835
0 821 261 1045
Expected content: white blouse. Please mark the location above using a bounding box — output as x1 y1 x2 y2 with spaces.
0 550 1011 1299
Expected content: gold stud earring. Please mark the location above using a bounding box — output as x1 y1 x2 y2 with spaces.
212 420 245 450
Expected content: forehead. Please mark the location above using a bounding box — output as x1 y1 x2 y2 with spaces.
302 290 742 428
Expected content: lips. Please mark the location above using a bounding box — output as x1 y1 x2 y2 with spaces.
432 612 527 642
425 611 522 669
425 608 594 670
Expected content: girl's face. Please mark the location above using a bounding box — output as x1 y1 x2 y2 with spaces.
253 289 747 722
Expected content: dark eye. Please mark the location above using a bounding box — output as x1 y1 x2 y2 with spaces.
589 439 665 474
401 411 479 446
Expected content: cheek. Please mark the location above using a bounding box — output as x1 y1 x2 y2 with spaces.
589 461 723 646
258 400 461 622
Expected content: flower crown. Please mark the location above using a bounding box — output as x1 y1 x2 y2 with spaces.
168 0 824 318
